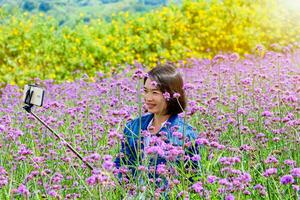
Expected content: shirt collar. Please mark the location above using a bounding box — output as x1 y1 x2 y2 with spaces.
142 113 178 130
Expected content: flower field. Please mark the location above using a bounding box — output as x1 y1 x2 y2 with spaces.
0 48 299 199
1 0 300 199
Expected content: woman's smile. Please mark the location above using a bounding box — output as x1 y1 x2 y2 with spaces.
145 103 156 109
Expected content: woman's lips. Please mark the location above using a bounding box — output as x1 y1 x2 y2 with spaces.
146 103 156 109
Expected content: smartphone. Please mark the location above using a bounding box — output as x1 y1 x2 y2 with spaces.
23 85 45 106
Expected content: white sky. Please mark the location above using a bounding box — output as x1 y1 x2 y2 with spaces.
279 0 300 10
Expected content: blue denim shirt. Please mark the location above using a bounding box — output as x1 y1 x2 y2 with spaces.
115 113 198 176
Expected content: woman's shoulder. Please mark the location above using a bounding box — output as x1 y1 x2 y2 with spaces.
171 115 197 139
124 113 153 136
126 113 153 126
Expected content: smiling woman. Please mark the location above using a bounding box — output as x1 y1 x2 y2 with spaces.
114 63 199 191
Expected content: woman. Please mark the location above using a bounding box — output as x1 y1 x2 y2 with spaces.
115 63 198 182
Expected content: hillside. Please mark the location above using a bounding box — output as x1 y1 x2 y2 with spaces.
0 0 174 25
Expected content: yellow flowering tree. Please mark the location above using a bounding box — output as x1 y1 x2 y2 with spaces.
0 0 299 85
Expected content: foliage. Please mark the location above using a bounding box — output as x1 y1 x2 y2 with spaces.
0 0 300 85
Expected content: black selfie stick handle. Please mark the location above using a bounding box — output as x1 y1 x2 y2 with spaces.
23 105 94 171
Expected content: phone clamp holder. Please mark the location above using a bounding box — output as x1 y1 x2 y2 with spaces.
23 85 94 171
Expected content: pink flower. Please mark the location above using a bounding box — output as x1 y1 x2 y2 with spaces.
48 190 57 197
156 164 167 175
207 175 218 184
219 157 241 166
84 153 101 163
262 110 273 117
0 125 5 132
230 95 238 102
225 194 234 200
163 92 170 101
212 54 226 63
263 168 277 177
138 166 147 172
218 178 231 186
237 108 247 115
292 185 299 192
255 44 264 52
17 184 30 197
229 53 240 62
0 166 8 188
284 159 296 167
132 69 145 80
173 93 181 98
102 160 114 171
150 81 158 87
264 156 278 164
191 154 201 162
192 182 203 193
195 138 209 145
145 146 164 157
51 173 63 184
86 175 97 186
18 146 32 156
291 168 300 178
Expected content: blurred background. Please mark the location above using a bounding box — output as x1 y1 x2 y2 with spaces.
0 0 299 85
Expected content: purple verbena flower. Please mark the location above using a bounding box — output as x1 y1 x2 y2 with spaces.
263 168 277 177
17 184 30 197
264 156 278 164
291 168 300 178
173 93 181 98
156 164 167 175
0 125 5 132
150 81 158 87
280 175 294 185
219 157 241 166
192 182 203 194
191 154 201 162
145 146 164 157
51 173 63 184
284 159 296 167
163 92 170 101
102 159 114 171
48 189 57 197
262 110 273 117
0 167 8 188
225 194 234 200
207 175 218 184
292 185 299 192
195 138 209 146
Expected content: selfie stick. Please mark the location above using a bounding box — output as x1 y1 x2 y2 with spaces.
23 90 94 171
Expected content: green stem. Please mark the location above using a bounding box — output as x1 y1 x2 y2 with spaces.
176 98 186 149
136 78 143 193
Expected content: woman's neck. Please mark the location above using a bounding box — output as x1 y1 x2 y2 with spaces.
153 114 170 127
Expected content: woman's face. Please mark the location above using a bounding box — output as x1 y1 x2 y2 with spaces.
143 78 168 115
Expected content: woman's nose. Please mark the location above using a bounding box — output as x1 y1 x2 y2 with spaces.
144 93 153 101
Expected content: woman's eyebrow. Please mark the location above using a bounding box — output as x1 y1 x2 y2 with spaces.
143 86 159 91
